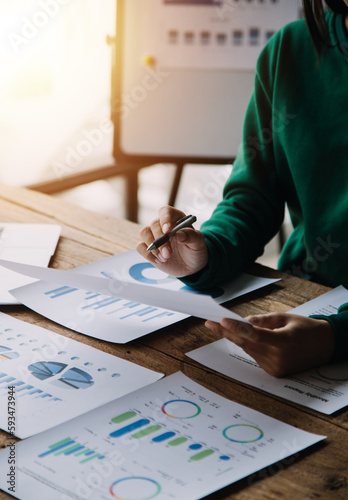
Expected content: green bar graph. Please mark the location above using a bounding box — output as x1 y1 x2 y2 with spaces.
75 448 92 456
190 449 215 461
131 425 162 439
49 437 72 449
111 411 137 424
55 444 82 456
80 453 102 464
168 437 188 447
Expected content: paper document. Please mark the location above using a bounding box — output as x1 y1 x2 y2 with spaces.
187 286 348 414
0 313 162 438
0 223 60 304
0 372 324 500
0 250 278 343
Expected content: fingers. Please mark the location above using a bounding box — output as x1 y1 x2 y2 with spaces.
206 317 280 349
174 227 206 250
247 312 289 330
138 206 187 262
136 241 159 265
205 319 256 349
139 218 171 262
158 206 187 233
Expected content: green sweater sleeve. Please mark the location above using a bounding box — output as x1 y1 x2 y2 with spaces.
311 303 348 362
182 34 286 290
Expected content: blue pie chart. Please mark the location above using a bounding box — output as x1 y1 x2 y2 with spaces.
0 345 20 360
129 263 174 285
28 361 94 389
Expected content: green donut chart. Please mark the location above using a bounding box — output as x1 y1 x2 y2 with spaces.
222 424 264 443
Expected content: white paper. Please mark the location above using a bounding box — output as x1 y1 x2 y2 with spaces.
0 223 60 304
0 372 324 500
0 250 279 343
0 313 162 438
155 0 299 71
187 286 348 414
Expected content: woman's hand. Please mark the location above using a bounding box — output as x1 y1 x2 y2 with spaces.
137 206 208 278
205 313 336 377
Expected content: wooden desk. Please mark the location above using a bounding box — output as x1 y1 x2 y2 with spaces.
0 183 347 500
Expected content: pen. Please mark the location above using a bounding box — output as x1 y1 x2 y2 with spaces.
147 214 197 252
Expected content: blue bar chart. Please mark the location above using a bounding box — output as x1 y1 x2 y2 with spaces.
38 437 105 464
0 372 61 402
45 287 176 324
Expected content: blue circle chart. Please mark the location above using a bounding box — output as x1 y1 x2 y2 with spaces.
109 476 161 500
223 424 264 443
129 263 174 285
161 400 201 419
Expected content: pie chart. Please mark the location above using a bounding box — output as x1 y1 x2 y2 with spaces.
28 361 94 389
0 345 20 360
28 361 66 380
128 263 174 285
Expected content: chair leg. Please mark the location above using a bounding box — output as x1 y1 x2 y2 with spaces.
168 162 185 207
125 166 139 222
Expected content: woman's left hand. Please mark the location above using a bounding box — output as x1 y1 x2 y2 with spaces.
205 313 336 377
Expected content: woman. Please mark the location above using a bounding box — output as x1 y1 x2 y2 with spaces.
137 0 348 377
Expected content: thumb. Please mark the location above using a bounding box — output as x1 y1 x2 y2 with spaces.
175 228 205 249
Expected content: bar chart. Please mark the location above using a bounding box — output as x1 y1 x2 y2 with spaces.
0 372 61 402
109 409 228 463
45 285 176 323
38 437 105 464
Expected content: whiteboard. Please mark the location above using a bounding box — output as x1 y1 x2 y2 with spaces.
114 0 300 161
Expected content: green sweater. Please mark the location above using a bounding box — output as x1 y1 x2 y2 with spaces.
183 12 348 362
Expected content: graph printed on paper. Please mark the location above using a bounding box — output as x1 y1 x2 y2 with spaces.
3 372 324 500
11 250 278 343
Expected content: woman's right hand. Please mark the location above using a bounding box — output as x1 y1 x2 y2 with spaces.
136 206 208 278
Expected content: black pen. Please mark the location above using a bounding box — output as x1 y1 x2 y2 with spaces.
147 215 197 252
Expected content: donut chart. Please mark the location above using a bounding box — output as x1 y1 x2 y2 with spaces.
222 424 264 443
109 476 161 500
128 263 174 285
161 399 201 419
